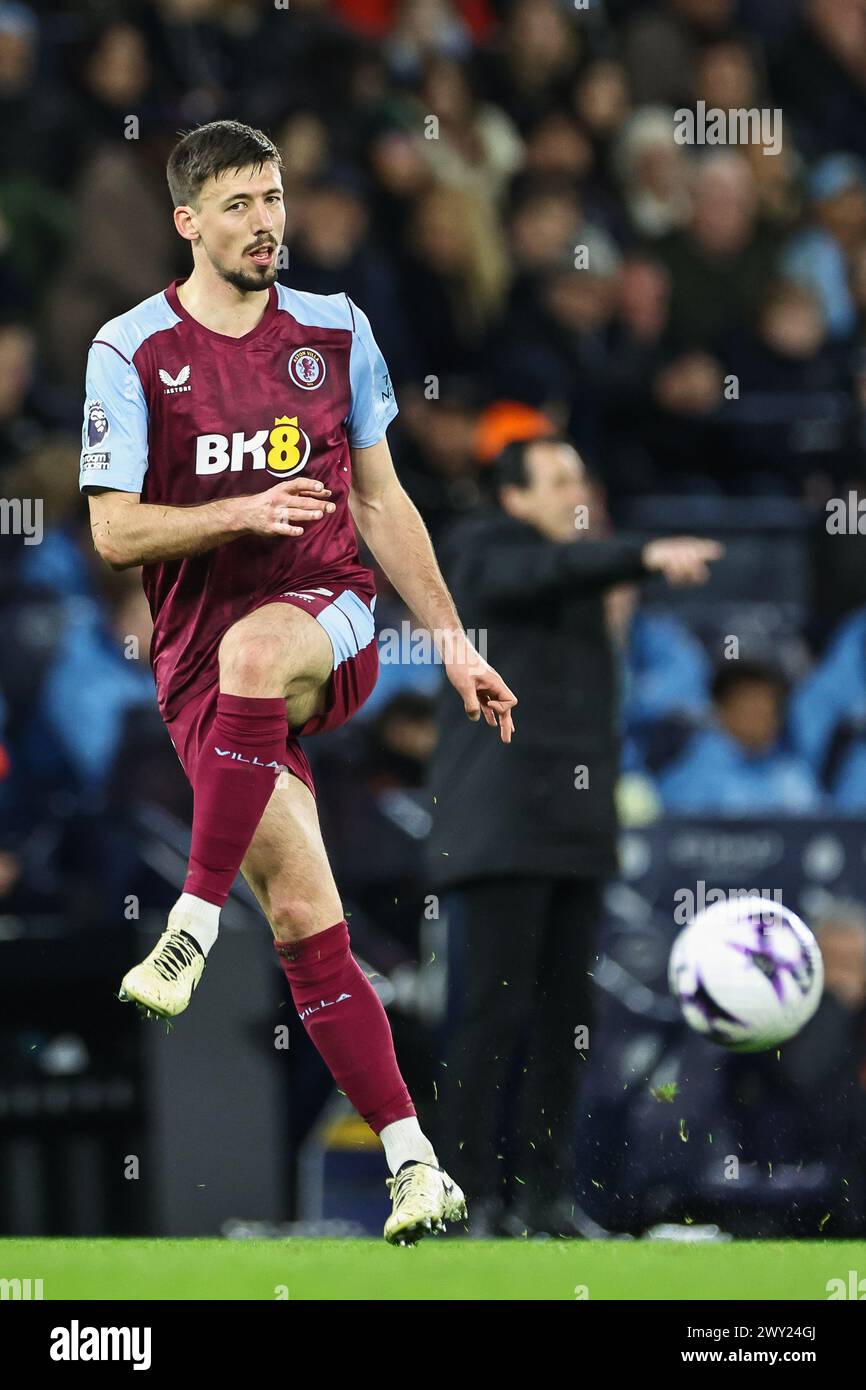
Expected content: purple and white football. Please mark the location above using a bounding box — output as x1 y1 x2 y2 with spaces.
668 897 824 1052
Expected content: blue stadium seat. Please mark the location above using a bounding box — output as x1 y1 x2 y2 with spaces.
789 609 866 773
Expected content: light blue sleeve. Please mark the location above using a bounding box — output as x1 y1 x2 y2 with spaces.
79 340 149 493
345 297 399 448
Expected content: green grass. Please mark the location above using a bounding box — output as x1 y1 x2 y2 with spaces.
2 1238 865 1300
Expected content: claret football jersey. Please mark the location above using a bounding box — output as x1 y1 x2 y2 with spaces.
79 279 398 720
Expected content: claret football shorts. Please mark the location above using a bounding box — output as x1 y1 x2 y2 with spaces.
164 586 379 799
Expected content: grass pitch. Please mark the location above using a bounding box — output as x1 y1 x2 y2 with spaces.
3 1237 864 1300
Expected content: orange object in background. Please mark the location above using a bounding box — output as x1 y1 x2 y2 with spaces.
474 401 558 464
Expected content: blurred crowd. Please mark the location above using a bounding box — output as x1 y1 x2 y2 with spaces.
4 0 866 495
2 0 866 820
3 0 866 1233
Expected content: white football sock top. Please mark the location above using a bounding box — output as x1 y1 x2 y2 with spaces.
170 892 220 957
379 1117 438 1176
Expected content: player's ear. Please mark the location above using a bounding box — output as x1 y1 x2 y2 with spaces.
173 204 200 243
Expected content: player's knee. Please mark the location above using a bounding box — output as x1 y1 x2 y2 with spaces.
218 629 281 694
269 896 321 942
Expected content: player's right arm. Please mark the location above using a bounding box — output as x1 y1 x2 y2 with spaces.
80 339 332 569
87 481 334 570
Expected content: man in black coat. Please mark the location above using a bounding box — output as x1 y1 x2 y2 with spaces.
426 436 721 1237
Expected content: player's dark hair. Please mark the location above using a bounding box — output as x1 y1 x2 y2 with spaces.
710 660 789 705
166 120 283 208
487 435 576 496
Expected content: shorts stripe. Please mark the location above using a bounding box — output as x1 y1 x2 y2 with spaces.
317 589 375 669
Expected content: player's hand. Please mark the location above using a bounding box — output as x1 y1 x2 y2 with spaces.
239 478 336 538
444 635 517 744
641 537 724 586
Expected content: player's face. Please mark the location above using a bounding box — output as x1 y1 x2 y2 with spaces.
191 162 286 292
507 442 590 542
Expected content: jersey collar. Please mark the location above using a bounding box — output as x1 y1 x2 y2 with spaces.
165 277 278 344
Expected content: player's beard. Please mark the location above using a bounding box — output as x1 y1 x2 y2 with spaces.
217 259 279 293
208 243 279 294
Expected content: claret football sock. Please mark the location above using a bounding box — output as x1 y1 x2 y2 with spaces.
185 693 288 907
275 920 417 1133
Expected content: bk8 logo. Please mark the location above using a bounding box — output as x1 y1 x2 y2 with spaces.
195 416 312 477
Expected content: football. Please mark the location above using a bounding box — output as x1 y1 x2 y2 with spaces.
668 897 824 1053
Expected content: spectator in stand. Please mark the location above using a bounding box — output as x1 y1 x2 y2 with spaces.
477 0 582 133
773 0 866 161
10 435 94 597
0 1 71 188
335 0 495 44
570 57 631 174
62 17 160 164
28 569 155 800
658 660 822 815
783 154 866 342
274 110 331 201
719 280 856 493
389 376 483 543
654 152 778 352
0 314 38 470
0 6 72 313
413 56 524 207
608 581 713 774
364 114 433 263
487 228 623 462
789 606 866 811
396 180 509 380
622 0 738 108
691 33 803 232
499 175 582 322
44 121 183 390
614 106 693 241
692 33 764 113
522 110 594 188
384 0 474 80
280 165 413 381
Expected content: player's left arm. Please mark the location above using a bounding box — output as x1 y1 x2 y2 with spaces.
349 436 516 742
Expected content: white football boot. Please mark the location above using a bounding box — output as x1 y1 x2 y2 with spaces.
119 923 205 1020
384 1160 468 1246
